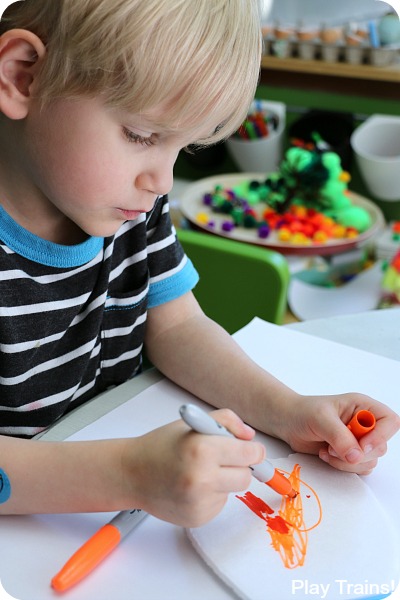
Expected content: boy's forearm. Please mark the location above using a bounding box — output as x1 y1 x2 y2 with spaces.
0 436 134 514
146 313 298 442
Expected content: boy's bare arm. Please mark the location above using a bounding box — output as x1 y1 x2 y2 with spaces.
0 435 133 514
2 294 398 516
145 291 298 440
145 292 400 476
0 412 264 521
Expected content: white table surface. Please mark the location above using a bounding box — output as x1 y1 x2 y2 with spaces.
287 307 400 362
1 311 399 600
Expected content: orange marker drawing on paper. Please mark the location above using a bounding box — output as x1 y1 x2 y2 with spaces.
237 463 322 569
235 410 376 569
347 410 376 440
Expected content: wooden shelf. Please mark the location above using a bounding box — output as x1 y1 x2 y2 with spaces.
261 55 400 83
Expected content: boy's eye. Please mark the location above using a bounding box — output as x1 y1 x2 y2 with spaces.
122 127 155 146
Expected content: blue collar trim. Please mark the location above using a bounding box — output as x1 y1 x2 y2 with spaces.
0 206 104 268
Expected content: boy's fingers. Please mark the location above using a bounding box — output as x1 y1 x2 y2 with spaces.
218 468 253 493
318 417 365 464
319 449 378 474
211 436 266 470
374 412 400 442
210 408 256 440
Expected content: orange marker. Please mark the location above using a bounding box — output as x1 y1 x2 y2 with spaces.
180 404 297 498
51 509 147 592
347 409 376 440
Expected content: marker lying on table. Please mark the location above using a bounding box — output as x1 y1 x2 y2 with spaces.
51 508 147 593
179 403 297 498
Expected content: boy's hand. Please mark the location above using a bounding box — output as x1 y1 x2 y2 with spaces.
281 392 400 475
123 409 265 527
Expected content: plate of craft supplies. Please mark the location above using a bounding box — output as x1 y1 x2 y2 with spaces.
180 147 385 256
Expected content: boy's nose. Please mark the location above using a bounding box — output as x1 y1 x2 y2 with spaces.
137 153 175 198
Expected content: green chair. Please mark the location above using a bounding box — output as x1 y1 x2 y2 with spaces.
177 228 290 334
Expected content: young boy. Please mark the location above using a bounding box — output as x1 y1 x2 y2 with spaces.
0 0 398 526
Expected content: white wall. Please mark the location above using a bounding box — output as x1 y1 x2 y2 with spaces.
265 0 389 26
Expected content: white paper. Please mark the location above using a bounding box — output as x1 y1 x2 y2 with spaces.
233 319 400 537
189 454 399 600
1 319 400 600
0 582 14 600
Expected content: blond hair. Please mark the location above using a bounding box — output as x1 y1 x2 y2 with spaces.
1 0 262 145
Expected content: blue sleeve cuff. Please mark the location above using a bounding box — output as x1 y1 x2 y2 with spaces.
147 257 199 308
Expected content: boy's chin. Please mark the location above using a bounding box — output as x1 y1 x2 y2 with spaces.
79 221 126 239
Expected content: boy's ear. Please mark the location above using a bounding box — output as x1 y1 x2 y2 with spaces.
0 29 46 119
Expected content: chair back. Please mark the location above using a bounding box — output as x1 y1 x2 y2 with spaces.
177 228 290 333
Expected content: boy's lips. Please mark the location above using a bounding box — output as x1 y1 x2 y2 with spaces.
116 208 145 220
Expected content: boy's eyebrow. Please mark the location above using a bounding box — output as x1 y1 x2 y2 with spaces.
118 102 225 147
147 119 212 138
134 109 222 142
124 116 184 138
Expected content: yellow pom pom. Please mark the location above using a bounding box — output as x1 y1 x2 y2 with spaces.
291 232 311 245
196 212 210 225
332 224 346 238
313 230 329 243
278 227 291 241
339 171 351 183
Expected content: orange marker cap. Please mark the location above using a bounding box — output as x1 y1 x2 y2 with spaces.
51 524 121 592
347 410 376 440
267 470 297 498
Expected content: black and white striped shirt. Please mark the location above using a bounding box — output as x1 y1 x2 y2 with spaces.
0 196 198 438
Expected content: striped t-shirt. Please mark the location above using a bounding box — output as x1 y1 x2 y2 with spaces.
0 196 198 438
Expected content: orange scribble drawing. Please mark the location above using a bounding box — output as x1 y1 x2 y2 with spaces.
236 463 322 569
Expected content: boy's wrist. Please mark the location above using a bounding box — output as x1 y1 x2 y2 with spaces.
244 381 301 444
265 389 303 444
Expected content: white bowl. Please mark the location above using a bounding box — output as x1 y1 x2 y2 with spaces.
350 114 400 201
226 100 286 173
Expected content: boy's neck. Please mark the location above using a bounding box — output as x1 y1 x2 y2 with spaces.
0 197 89 245
0 121 88 246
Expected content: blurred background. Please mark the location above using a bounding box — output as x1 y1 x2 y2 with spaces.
264 0 389 25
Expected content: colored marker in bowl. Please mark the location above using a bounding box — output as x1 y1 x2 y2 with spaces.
179 403 296 498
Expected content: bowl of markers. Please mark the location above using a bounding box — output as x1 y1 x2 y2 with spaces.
226 99 286 173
